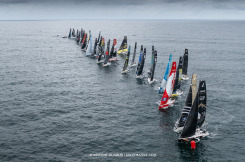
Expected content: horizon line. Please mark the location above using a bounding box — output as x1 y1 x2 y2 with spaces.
0 18 245 21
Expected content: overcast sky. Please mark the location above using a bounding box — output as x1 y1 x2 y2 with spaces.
0 0 244 20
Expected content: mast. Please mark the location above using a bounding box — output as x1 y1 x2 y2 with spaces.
191 74 197 104
197 80 207 128
179 93 199 138
159 62 176 109
182 49 188 76
131 42 137 65
122 46 131 72
159 54 172 93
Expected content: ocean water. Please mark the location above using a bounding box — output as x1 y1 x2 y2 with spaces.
0 19 244 161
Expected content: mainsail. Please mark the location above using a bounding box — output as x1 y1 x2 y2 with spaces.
81 33 87 50
136 46 146 77
191 74 197 104
131 42 137 66
103 39 111 65
97 37 104 63
158 54 172 93
122 46 131 73
179 92 199 138
109 39 117 60
86 34 92 56
159 62 176 109
178 56 183 87
172 59 181 94
91 38 98 57
197 80 207 128
174 85 192 132
148 46 157 83
182 49 188 77
68 28 71 38
117 36 127 55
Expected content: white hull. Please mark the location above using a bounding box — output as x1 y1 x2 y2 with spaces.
86 53 91 57
148 78 155 85
109 57 118 61
173 121 183 133
158 99 175 110
97 60 104 64
130 63 137 67
122 69 129 74
136 74 144 79
102 62 111 67
178 129 209 143
182 75 189 80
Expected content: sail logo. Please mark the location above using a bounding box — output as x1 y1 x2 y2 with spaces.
162 98 167 101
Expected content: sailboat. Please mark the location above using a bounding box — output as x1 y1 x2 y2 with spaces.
197 80 207 128
122 46 131 74
81 33 87 50
97 37 105 64
91 38 98 58
171 56 184 97
84 30 91 51
148 46 157 84
66 28 71 39
80 30 85 45
71 28 76 39
182 49 189 80
136 46 146 79
117 36 127 55
158 54 172 93
86 33 92 57
174 74 198 133
130 42 137 67
103 39 111 67
109 39 118 61
177 80 209 143
158 62 176 110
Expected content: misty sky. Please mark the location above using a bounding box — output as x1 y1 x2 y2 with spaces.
0 0 244 20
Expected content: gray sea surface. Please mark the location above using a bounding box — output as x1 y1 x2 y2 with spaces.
0 19 245 161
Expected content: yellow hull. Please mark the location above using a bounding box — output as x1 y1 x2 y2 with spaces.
117 48 127 55
171 94 179 97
